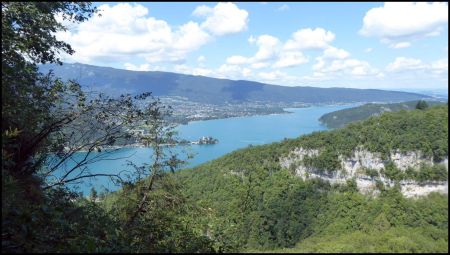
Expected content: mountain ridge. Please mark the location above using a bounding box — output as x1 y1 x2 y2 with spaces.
39 62 431 105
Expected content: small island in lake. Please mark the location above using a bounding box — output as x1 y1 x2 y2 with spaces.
192 136 219 145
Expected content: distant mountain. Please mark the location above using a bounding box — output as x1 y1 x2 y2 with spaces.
40 63 430 105
319 100 447 128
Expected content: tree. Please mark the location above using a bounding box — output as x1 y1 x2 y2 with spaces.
2 2 202 252
415 100 429 110
2 2 96 183
2 2 219 253
89 187 98 201
2 2 170 189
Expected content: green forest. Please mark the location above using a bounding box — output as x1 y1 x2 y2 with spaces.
319 100 446 129
176 104 448 252
2 2 448 253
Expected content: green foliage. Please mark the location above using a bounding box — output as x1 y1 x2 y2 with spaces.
364 167 380 179
416 100 429 110
320 100 444 128
408 163 448 183
381 161 405 181
2 2 215 253
89 187 98 201
177 105 448 252
302 148 341 175
180 157 448 252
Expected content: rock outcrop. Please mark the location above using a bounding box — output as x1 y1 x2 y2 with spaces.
280 147 448 198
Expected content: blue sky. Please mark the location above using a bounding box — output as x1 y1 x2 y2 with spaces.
57 2 448 91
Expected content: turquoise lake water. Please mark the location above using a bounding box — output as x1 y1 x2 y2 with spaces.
51 104 357 195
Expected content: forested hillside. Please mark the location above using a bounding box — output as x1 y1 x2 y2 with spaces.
319 100 446 128
39 63 430 105
177 105 448 252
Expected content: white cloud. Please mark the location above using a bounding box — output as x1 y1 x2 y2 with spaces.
309 45 379 78
273 51 308 68
386 57 425 72
250 62 270 69
173 64 216 77
226 55 250 65
217 64 252 78
192 5 213 17
322 46 350 59
382 57 448 85
252 35 281 62
172 21 211 51
225 34 282 68
248 35 256 44
56 3 210 64
313 56 379 77
124 63 151 71
390 42 411 49
56 3 250 65
197 55 206 62
194 2 249 36
386 57 447 77
360 2 448 48
258 70 298 84
225 33 314 70
277 4 290 11
193 68 214 76
365 48 373 53
284 28 335 50
430 58 448 74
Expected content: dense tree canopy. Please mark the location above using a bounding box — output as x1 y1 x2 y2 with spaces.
178 105 448 252
2 2 214 252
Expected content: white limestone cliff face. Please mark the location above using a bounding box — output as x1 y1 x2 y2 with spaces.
280 147 320 179
280 147 448 198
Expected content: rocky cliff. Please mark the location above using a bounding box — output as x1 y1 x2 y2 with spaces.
280 147 448 198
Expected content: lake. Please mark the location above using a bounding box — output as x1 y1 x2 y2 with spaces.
51 104 357 195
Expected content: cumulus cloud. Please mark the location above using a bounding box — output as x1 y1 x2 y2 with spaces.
124 63 151 71
360 2 448 48
192 5 213 17
386 57 448 76
226 55 250 65
56 3 248 65
252 35 281 62
322 46 350 59
386 57 426 72
193 2 249 36
225 34 282 68
217 64 252 78
284 28 335 50
313 54 380 78
273 51 308 68
309 45 380 78
257 70 300 85
225 33 312 70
